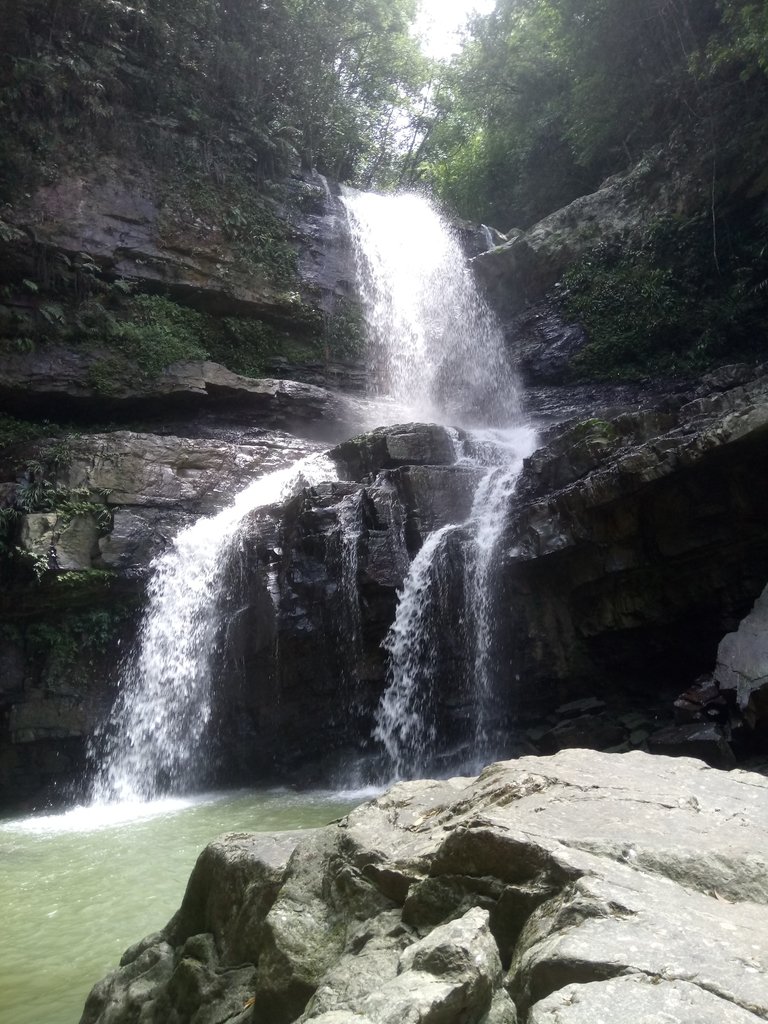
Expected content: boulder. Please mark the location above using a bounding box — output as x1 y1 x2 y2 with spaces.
330 423 458 481
715 583 768 732
19 511 100 570
79 750 768 1024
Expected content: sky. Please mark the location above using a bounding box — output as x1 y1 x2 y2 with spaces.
413 0 496 60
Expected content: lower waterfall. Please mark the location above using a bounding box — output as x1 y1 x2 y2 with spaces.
92 453 336 802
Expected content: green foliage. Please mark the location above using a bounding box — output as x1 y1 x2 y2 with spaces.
417 0 768 229
0 0 426 201
158 172 298 287
561 211 768 377
25 605 129 673
322 300 366 361
206 317 289 377
0 414 61 449
109 295 209 378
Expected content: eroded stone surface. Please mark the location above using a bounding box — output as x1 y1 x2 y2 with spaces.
79 750 768 1024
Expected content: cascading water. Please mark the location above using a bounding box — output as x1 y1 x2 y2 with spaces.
92 452 336 802
343 190 537 779
342 189 519 425
93 188 533 800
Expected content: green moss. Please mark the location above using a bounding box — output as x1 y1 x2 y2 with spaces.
158 170 298 288
24 604 131 674
569 418 618 442
0 414 63 449
86 355 129 395
110 295 210 377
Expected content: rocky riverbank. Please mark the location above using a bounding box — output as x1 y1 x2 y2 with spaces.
80 748 768 1024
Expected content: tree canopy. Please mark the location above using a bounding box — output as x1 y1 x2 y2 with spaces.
0 0 429 199
416 0 768 228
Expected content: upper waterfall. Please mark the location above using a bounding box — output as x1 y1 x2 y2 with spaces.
342 190 520 427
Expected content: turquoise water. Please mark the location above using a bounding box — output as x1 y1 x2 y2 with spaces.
0 787 370 1024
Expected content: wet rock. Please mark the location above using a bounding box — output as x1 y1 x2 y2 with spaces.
673 677 728 725
80 750 768 1024
553 696 606 718
2 162 351 323
167 830 305 964
536 713 625 755
494 372 768 721
505 303 588 385
330 423 457 481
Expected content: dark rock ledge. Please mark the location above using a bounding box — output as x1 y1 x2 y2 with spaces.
80 749 768 1024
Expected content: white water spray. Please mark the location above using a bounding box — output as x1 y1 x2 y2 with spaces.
93 453 336 802
342 190 519 426
345 192 536 778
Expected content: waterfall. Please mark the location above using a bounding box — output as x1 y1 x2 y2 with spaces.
93 453 336 802
374 525 458 777
342 190 520 426
92 188 532 801
344 191 536 779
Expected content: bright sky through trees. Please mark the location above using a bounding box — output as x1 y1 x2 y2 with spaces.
414 0 496 59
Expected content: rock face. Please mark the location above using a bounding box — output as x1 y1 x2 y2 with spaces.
492 369 768 756
0 426 324 805
0 350 357 437
236 423 480 781
715 584 768 734
80 749 768 1024
471 158 703 318
1 160 352 322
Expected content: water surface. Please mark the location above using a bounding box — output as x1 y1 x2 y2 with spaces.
0 787 369 1024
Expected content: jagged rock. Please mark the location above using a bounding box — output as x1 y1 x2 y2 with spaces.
264 357 369 394
647 722 736 768
80 750 768 1024
523 377 693 427
19 511 100 570
714 583 768 732
491 371 768 723
57 429 319 512
504 303 588 385
0 426 326 806
330 423 457 481
472 158 704 316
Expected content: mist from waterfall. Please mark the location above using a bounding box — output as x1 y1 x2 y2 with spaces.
92 453 336 803
342 189 520 427
343 191 536 779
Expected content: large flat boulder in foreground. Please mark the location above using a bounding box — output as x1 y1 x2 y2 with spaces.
81 749 768 1024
